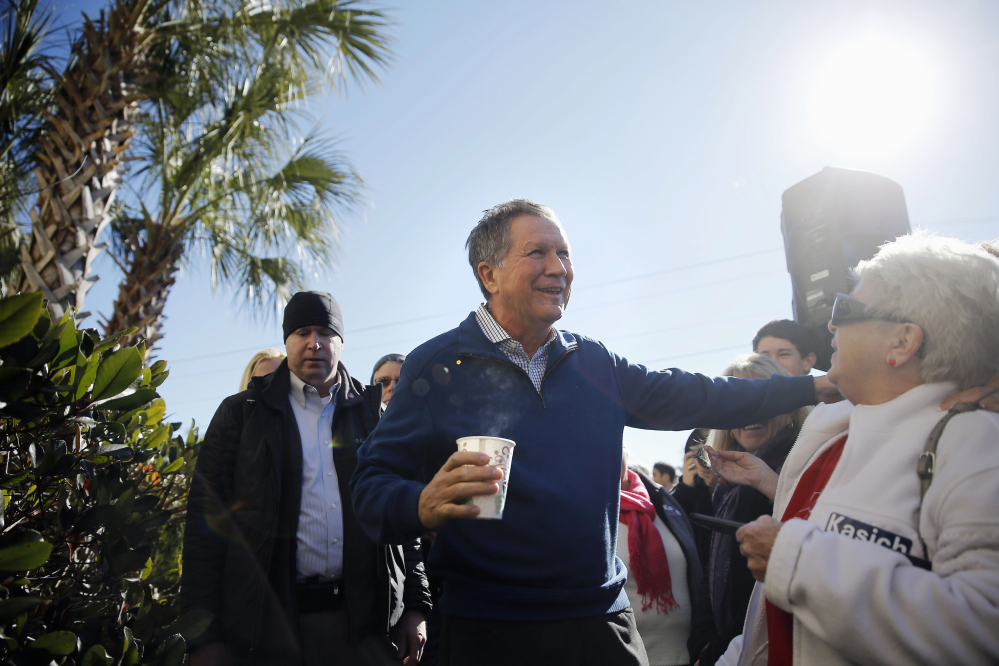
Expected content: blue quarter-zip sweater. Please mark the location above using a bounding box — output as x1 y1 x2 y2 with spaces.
351 312 815 622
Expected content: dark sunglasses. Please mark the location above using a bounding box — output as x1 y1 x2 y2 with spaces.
830 293 911 327
373 376 399 388
831 293 925 358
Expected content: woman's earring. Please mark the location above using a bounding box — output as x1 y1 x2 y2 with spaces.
888 358 896 367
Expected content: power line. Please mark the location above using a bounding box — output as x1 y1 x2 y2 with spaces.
575 247 782 289
914 216 999 226
166 248 787 364
569 268 785 314
640 343 748 367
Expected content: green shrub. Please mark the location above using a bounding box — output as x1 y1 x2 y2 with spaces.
0 293 206 666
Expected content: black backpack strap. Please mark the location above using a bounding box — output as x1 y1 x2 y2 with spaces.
914 385 999 560
918 386 999 500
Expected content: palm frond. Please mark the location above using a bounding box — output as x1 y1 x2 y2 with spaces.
0 0 56 295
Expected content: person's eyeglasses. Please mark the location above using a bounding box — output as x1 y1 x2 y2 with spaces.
373 377 399 388
830 293 911 327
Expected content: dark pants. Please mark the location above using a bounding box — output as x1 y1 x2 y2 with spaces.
298 608 399 666
439 609 649 666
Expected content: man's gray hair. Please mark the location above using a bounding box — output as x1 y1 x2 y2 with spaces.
465 199 563 299
854 233 999 389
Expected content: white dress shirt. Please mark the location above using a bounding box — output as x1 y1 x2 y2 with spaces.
288 371 344 580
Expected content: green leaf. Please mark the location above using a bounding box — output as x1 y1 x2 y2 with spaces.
144 424 172 449
0 597 44 618
109 544 151 576
154 635 186 666
159 457 184 474
81 644 113 666
150 360 168 375
72 505 115 534
0 473 27 488
148 369 170 389
166 608 214 641
96 389 159 412
31 630 77 655
92 348 142 402
91 327 137 355
0 540 52 570
74 356 100 401
0 293 43 348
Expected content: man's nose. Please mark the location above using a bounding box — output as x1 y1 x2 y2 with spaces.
827 319 837 335
545 252 567 276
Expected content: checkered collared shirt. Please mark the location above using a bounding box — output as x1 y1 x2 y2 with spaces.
475 303 557 394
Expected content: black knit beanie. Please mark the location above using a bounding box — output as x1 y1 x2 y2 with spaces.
282 291 344 341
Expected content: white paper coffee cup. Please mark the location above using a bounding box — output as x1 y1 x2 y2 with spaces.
456 436 516 519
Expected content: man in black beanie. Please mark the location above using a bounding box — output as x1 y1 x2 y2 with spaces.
182 291 431 666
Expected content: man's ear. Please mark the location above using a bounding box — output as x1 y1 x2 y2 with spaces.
477 262 501 297
802 352 817 374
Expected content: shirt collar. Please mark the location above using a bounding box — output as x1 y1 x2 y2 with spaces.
474 302 557 348
289 370 339 409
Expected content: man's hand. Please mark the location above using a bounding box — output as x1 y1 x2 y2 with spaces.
705 446 779 501
418 450 501 529
189 642 230 666
736 515 782 582
813 375 844 404
941 373 999 412
393 610 427 665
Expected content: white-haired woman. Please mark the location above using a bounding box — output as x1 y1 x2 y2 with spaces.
690 355 810 666
716 235 999 665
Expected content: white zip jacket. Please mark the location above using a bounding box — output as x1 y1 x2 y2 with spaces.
718 382 999 665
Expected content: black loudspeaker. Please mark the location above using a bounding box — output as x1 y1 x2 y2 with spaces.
781 167 911 371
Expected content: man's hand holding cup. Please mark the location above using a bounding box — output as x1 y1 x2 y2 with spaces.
418 450 502 529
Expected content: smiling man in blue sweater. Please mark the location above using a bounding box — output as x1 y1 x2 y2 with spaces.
351 199 832 666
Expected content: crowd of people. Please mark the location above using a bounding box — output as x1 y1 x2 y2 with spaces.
179 198 999 666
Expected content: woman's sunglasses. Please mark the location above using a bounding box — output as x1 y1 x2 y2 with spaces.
830 293 911 326
830 293 925 358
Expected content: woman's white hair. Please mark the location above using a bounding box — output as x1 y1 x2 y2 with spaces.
854 233 999 389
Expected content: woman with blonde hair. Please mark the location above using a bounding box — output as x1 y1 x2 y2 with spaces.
688 354 810 666
238 348 286 391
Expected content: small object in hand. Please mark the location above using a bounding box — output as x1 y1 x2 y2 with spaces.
689 513 746 535
696 446 712 470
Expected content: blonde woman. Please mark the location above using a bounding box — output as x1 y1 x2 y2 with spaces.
238 348 286 392
688 354 810 666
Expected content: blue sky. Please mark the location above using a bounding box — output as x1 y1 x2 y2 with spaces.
60 0 999 468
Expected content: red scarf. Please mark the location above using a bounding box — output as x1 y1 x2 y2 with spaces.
619 469 678 614
766 436 847 665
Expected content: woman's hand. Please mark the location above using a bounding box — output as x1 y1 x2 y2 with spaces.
681 451 699 487
705 446 779 501
737 515 782 582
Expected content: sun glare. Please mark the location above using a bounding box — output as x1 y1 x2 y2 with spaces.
808 31 939 157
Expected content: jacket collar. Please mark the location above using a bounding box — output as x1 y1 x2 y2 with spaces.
254 359 366 411
456 310 579 370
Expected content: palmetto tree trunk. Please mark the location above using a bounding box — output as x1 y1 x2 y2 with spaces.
102 218 182 350
17 1 149 320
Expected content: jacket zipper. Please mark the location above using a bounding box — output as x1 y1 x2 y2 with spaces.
459 345 578 409
537 347 578 406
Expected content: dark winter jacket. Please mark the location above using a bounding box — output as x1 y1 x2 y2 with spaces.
636 469 703 606
180 360 431 661
670 476 716 572
687 424 799 666
350 312 816 622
